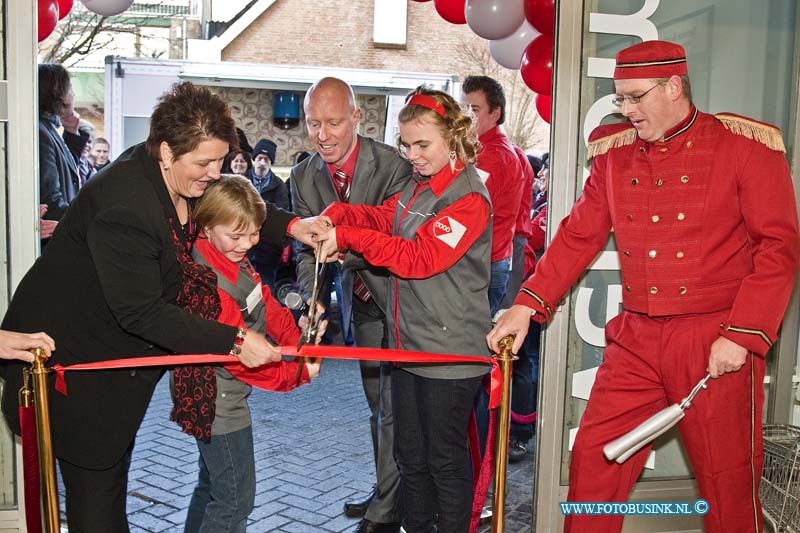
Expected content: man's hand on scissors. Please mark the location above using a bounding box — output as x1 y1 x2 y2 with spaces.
290 216 333 248
315 226 341 262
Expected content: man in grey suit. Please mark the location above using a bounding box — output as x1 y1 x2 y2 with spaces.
290 77 411 533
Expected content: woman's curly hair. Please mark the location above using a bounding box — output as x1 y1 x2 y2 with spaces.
397 86 479 165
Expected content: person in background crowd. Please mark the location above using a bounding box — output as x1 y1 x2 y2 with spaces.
76 121 97 186
461 75 524 316
488 40 800 533
61 105 95 187
291 77 410 533
182 174 324 533
318 86 492 533
91 137 111 171
503 146 538 463
248 139 291 291
531 152 548 218
0 82 324 532
37 64 79 228
222 149 254 178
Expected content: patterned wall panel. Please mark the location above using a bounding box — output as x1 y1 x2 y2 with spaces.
210 86 388 166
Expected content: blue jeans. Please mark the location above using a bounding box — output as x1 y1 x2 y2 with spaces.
488 257 511 317
392 368 482 533
185 426 256 533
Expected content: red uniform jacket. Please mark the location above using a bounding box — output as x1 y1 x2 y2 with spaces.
477 126 524 261
515 108 800 355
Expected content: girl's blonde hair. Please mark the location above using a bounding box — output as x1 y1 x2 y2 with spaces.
396 86 478 165
192 174 266 231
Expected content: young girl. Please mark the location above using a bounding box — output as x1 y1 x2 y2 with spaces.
318 87 492 533
176 174 323 533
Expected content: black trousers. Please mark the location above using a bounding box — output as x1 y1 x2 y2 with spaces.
58 444 133 533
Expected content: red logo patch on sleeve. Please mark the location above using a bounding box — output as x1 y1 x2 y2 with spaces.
433 216 467 249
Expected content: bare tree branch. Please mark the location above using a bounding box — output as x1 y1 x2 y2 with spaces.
455 35 550 152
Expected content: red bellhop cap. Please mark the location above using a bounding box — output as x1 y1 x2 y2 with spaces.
614 40 688 80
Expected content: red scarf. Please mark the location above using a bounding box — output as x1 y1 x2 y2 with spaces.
166 217 222 442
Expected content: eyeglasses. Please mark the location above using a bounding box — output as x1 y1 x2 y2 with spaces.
611 83 662 107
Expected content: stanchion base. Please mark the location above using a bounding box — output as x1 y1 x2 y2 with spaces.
480 506 493 523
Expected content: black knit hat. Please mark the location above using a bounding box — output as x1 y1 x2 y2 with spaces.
252 139 277 163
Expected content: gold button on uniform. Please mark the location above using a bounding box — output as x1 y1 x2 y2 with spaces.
625 285 631 292
676 251 685 259
648 250 657 258
650 287 658 294
679 287 687 295
656 179 663 186
623 251 631 257
660 147 668 153
651 215 660 223
626 214 633 222
639 146 646 153
687 141 694 149
677 213 685 220
631 178 639 185
681 175 689 183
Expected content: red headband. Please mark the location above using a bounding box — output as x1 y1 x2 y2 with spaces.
407 94 446 118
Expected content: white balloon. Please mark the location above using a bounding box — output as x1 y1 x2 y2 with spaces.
466 0 525 41
80 0 133 17
488 19 541 70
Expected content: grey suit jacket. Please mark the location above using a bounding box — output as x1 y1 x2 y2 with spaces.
289 135 412 329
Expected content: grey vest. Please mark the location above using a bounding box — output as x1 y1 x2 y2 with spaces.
192 247 266 435
389 165 493 379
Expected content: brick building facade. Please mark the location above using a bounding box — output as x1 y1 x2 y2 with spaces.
221 0 481 79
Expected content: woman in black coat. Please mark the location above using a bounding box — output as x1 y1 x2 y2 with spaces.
0 83 317 532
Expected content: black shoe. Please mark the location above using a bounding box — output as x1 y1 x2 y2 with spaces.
344 488 375 517
508 439 527 463
354 518 401 533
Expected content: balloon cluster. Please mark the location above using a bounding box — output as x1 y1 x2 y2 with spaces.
428 0 554 123
38 0 134 42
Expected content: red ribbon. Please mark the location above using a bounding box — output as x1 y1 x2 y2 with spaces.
53 345 501 399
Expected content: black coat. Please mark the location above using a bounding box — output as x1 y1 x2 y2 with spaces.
39 115 79 221
0 143 293 469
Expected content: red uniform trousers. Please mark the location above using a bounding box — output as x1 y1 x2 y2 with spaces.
566 309 765 533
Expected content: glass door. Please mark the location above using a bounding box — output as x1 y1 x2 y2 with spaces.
535 1 799 531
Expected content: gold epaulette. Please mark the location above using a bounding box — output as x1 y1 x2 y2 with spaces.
715 113 786 153
587 128 637 159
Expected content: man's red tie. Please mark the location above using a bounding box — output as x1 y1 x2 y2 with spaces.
332 169 371 302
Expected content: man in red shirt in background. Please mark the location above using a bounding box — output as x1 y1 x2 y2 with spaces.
462 76 524 317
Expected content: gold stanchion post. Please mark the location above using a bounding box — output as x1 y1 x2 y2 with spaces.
31 348 60 532
491 335 515 533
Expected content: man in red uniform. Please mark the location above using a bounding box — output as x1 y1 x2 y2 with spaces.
462 75 524 316
487 40 800 532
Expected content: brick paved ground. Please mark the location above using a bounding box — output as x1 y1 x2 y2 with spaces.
58 358 535 532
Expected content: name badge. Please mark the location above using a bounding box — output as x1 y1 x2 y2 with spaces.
246 283 262 315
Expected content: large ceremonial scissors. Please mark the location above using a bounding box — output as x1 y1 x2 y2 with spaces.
295 242 327 382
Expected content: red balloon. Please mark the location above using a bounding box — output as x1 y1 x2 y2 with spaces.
535 93 552 124
57 0 74 20
38 0 59 42
520 34 554 95
524 0 555 35
434 0 467 24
